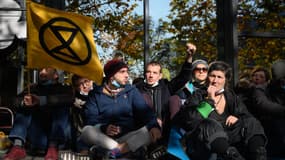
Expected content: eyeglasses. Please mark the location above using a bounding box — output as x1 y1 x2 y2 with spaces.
194 67 208 73
77 79 91 87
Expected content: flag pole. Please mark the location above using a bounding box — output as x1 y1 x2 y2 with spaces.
27 69 30 95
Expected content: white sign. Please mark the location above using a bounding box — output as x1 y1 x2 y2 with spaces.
0 0 26 49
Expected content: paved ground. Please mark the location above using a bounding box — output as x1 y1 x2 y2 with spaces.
16 156 45 160
0 150 47 160
0 150 91 160
2 148 285 160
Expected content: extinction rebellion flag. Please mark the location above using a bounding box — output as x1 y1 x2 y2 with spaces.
26 0 103 85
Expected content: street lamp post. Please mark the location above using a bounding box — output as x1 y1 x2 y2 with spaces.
143 0 149 76
216 0 238 87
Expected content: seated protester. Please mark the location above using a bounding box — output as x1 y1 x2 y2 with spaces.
166 59 208 159
172 61 267 160
252 59 285 158
4 67 73 160
70 75 94 153
80 59 161 159
135 42 195 148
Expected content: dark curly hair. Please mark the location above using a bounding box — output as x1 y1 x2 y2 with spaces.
207 61 232 89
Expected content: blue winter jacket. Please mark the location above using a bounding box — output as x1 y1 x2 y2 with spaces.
84 84 160 138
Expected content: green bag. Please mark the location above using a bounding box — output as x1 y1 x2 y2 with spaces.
196 101 214 118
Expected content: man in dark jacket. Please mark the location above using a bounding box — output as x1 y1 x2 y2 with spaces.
80 59 161 159
135 43 195 157
4 67 73 160
252 59 285 158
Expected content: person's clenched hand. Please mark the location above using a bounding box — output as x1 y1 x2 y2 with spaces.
149 127 162 143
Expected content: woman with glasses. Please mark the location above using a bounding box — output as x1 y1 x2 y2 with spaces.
167 59 210 160
176 59 209 104
189 60 209 91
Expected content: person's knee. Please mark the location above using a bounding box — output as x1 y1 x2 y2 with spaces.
82 125 94 132
197 119 226 143
80 126 97 143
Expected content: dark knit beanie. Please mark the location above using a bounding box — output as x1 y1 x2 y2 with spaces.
271 59 285 80
104 59 128 80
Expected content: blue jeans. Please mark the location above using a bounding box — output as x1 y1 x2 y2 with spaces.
9 107 71 150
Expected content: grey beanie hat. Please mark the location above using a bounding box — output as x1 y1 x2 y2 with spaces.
271 59 285 80
192 59 209 71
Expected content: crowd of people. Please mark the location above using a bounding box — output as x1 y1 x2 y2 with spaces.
1 43 285 160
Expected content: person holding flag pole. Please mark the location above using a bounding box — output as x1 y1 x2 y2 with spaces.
4 0 104 159
3 67 73 160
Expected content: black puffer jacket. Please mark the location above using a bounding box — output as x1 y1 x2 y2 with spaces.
172 88 252 134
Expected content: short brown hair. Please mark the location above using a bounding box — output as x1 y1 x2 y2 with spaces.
147 61 162 73
251 66 271 81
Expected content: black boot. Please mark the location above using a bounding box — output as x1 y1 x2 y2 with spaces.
254 146 267 160
224 146 245 160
